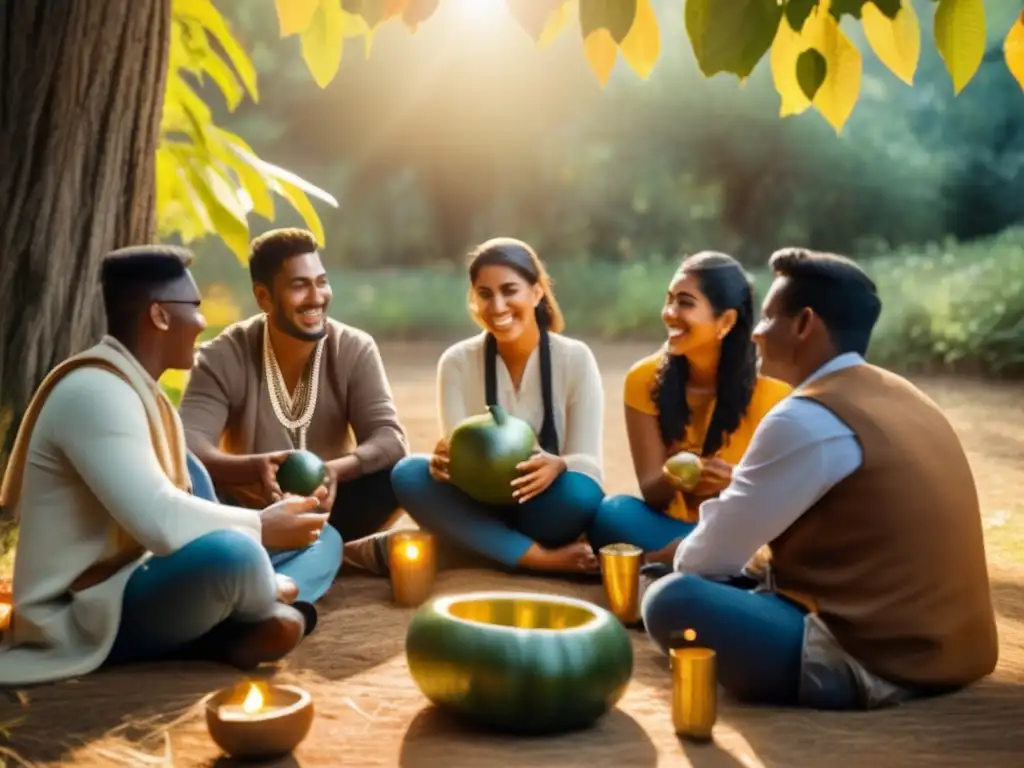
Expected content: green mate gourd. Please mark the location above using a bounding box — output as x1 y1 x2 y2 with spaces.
448 404 536 505
405 592 634 734
276 450 327 497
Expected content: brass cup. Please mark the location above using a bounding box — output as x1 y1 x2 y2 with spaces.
598 543 643 625
389 530 436 607
670 647 717 741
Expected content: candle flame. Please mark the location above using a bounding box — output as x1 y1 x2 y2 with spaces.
683 628 696 642
403 542 421 560
242 683 264 713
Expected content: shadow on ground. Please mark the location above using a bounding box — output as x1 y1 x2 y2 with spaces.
398 706 658 768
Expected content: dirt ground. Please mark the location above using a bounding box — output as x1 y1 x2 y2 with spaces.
3 341 1024 768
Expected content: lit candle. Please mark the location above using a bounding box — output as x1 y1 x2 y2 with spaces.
389 530 436 607
217 682 281 721
0 602 10 632
670 628 717 741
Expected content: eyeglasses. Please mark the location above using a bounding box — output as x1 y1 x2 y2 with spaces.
154 300 201 307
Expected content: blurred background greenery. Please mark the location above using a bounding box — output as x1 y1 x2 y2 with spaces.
177 0 1024 381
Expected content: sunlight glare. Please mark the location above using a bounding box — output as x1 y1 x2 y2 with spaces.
450 0 508 27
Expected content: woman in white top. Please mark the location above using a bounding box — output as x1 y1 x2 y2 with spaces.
391 238 605 575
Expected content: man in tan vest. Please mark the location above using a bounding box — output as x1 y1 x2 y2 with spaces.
0 246 332 686
640 247 998 709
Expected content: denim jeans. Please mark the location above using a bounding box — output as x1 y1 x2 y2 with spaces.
588 493 697 552
642 572 861 708
391 455 604 569
187 451 342 604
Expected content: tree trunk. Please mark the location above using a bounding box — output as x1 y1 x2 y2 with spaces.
0 0 172 528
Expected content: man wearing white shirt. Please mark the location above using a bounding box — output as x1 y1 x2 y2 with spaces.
0 246 331 686
641 247 998 710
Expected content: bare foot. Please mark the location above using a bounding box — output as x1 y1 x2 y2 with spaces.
276 574 299 604
521 542 598 574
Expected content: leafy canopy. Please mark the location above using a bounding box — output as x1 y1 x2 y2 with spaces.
159 0 1024 263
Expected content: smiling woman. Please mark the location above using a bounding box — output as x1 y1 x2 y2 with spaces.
390 236 607 577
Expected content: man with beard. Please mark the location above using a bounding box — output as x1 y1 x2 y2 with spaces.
179 228 409 581
0 245 325 685
640 247 997 711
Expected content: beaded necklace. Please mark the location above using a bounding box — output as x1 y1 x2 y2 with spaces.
262 316 325 450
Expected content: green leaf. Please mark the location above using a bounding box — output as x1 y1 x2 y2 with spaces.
194 44 246 111
685 0 784 79
185 161 252 264
796 47 827 99
301 0 346 88
402 0 440 31
275 179 329 246
785 0 818 31
226 143 340 210
580 0 639 45
276 0 320 36
173 0 259 102
933 0 986 95
507 0 569 41
208 126 276 220
830 0 901 20
341 0 401 28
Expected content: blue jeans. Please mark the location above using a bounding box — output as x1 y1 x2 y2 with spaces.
391 455 604 569
588 493 697 552
642 572 860 708
107 529 280 665
187 451 343 604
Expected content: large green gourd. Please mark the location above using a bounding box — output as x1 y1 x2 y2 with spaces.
447 404 537 505
405 591 634 735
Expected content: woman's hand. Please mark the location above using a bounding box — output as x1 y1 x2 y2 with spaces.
663 456 732 497
691 457 733 496
511 450 566 504
428 437 451 483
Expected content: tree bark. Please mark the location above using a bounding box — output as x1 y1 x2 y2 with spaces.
0 0 172 526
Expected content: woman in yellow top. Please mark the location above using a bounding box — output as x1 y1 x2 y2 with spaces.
588 251 791 557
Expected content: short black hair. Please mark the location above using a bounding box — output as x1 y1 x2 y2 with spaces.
101 244 194 338
769 247 882 356
249 228 319 288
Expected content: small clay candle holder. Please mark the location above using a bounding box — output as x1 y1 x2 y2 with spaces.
204 680 314 760
389 530 436 607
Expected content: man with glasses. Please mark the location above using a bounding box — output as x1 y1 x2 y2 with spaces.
0 245 332 685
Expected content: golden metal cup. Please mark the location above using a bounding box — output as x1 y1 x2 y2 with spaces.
389 530 436 607
670 646 717 741
598 543 643 625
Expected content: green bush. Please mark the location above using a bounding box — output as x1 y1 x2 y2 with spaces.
187 228 1024 381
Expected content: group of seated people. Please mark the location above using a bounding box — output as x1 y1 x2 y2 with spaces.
0 228 1000 715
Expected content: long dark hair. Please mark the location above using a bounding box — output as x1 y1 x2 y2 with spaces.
652 251 758 457
467 237 564 455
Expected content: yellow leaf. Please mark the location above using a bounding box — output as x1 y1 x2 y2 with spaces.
770 18 811 117
276 0 320 36
1004 12 1024 92
539 1 573 48
803 3 861 133
583 28 618 87
301 0 346 88
620 0 659 79
862 0 920 86
934 0 986 95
